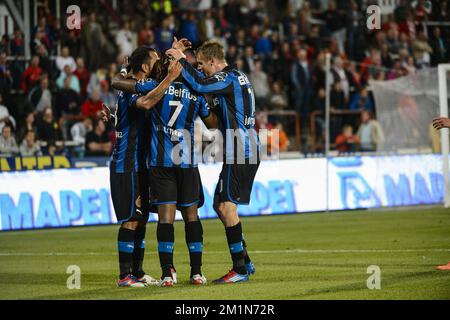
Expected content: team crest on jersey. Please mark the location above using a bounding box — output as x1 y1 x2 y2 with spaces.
214 72 227 82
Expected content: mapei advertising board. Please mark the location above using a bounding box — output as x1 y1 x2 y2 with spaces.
0 155 445 231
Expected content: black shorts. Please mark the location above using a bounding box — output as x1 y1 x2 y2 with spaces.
214 163 260 205
148 166 204 209
110 170 150 223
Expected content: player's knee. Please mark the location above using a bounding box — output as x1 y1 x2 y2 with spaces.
122 220 139 230
213 202 222 215
181 206 198 222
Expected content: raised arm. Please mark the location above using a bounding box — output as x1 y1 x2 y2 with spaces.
135 60 182 110
111 73 137 93
166 48 232 94
111 56 137 93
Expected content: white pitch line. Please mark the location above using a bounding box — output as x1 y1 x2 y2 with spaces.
0 248 450 256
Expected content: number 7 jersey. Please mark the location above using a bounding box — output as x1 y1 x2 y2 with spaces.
135 79 210 168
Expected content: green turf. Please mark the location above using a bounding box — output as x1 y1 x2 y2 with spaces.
1 206 450 300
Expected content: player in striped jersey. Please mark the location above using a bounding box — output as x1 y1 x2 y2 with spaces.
111 51 219 286
167 40 259 284
109 46 182 287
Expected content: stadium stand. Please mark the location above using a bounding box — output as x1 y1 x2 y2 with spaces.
0 0 449 159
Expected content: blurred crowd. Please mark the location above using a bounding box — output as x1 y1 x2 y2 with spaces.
0 0 449 158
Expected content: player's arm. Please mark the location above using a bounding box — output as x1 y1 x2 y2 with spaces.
111 56 137 93
166 48 232 94
111 73 137 93
198 96 219 129
202 112 219 129
432 117 450 129
135 60 182 110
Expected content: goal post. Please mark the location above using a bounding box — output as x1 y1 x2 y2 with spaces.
438 64 450 208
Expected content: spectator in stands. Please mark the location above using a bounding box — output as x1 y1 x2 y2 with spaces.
155 15 175 52
226 45 238 64
322 0 346 53
0 52 13 95
430 27 447 66
412 30 433 69
56 46 76 73
28 73 52 114
0 124 19 156
330 80 347 140
345 61 361 90
74 57 90 99
404 55 417 74
10 29 25 56
56 64 80 93
356 110 385 152
180 12 200 47
387 59 406 80
81 88 103 118
31 16 52 53
330 56 350 100
399 11 417 41
138 20 155 47
21 55 43 92
55 76 81 119
312 87 326 145
85 119 112 157
346 0 362 60
242 45 256 74
291 48 311 117
330 81 347 111
349 87 374 112
18 112 37 142
71 117 94 146
256 30 272 57
199 9 216 41
35 44 53 79
249 59 270 109
398 32 412 54
269 81 288 110
269 122 290 154
335 124 360 153
37 107 62 144
0 93 15 132
116 20 134 57
80 12 106 71
62 29 81 59
19 130 42 157
99 80 115 108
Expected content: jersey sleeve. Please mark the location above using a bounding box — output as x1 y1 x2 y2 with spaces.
180 58 233 94
135 78 159 95
198 95 210 119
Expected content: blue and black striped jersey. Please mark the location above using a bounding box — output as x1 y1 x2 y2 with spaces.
110 84 150 173
135 79 210 168
179 59 259 163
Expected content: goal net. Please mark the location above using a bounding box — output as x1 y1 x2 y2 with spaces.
369 65 450 207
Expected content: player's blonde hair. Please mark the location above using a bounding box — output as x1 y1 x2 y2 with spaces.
196 40 226 62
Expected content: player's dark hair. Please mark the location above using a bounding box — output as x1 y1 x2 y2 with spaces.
151 53 183 83
129 47 157 73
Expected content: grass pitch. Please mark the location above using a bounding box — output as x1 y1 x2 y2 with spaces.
0 207 450 300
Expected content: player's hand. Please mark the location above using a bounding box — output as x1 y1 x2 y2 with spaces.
101 103 115 123
121 56 130 70
166 48 185 61
172 37 192 52
168 60 182 81
432 117 450 130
